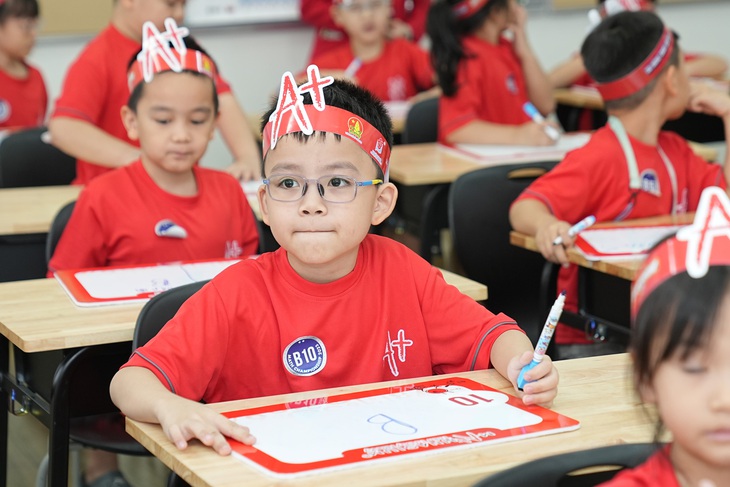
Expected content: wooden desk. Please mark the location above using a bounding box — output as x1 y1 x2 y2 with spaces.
0 186 81 236
0 269 486 487
510 213 695 281
126 353 652 487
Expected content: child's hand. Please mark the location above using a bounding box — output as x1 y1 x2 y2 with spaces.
515 122 558 146
388 19 414 40
156 396 256 455
687 82 730 119
536 219 573 265
508 351 559 407
226 159 261 181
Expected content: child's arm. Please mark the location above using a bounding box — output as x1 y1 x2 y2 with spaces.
445 120 557 146
686 53 728 80
110 366 256 455
548 55 586 90
48 117 140 168
509 4 555 116
489 330 559 407
509 198 573 265
217 93 262 181
687 82 730 176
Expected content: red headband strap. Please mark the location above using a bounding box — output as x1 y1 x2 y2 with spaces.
452 0 489 20
127 18 217 91
631 187 730 317
263 65 391 178
596 27 674 102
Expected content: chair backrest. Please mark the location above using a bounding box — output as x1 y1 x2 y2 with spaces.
472 443 660 487
133 279 210 350
45 200 76 266
0 127 76 188
401 97 439 144
449 161 558 340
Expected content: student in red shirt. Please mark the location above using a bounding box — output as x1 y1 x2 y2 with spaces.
510 11 730 359
428 0 556 145
0 0 46 130
599 186 730 487
50 20 259 487
48 0 260 185
300 0 430 62
309 0 435 102
109 67 559 456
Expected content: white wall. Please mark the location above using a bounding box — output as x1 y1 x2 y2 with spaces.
28 1 730 169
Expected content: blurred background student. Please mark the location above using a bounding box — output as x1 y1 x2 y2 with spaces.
0 0 46 131
428 0 556 146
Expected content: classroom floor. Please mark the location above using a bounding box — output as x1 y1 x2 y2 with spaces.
8 411 169 487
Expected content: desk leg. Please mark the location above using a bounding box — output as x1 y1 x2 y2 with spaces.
0 336 9 487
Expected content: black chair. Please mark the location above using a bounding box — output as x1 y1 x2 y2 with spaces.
45 201 75 266
0 127 76 282
394 96 449 261
449 162 559 343
473 443 660 487
0 127 76 188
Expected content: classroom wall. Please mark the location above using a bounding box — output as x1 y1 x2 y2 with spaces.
27 1 730 170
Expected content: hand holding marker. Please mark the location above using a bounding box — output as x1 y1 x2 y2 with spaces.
552 215 596 246
522 102 561 142
517 290 566 391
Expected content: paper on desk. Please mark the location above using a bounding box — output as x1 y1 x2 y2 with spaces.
451 133 591 165
574 225 685 261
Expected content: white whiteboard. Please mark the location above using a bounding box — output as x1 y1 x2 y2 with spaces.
185 0 300 27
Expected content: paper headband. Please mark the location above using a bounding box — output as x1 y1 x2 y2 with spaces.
262 65 391 178
127 18 217 92
596 27 674 102
452 0 489 20
631 187 730 317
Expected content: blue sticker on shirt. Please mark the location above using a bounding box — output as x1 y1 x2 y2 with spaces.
283 336 327 376
155 219 188 239
0 100 11 123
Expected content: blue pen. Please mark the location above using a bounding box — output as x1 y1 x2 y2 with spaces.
517 290 566 391
522 102 560 141
552 215 596 246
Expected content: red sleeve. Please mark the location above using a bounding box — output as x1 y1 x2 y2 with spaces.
299 0 337 30
672 133 727 210
47 187 109 273
52 48 108 124
401 0 430 41
407 43 435 91
417 262 523 373
439 78 480 141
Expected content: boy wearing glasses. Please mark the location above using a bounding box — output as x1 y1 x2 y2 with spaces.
110 66 558 455
308 0 435 102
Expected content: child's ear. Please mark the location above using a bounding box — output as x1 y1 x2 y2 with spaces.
638 380 657 405
371 182 398 226
120 105 140 142
258 183 271 227
663 65 680 97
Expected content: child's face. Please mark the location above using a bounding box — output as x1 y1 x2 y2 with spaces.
122 72 216 175
258 133 396 283
643 295 730 481
331 0 391 46
0 16 38 61
127 0 186 35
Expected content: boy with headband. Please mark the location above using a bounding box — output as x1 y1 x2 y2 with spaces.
110 64 559 455
510 11 730 359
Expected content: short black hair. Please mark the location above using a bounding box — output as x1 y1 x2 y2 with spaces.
260 78 393 179
125 36 219 113
0 0 39 22
581 11 679 111
632 265 730 439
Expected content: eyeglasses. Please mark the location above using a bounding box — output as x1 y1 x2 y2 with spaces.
338 0 390 14
263 175 383 203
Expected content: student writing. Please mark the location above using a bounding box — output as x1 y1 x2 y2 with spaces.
110 66 559 455
48 0 261 185
428 0 556 146
509 11 730 359
0 0 46 130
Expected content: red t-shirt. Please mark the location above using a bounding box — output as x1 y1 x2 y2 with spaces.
598 445 680 486
124 234 522 403
51 24 232 185
514 127 725 344
439 36 531 142
48 160 258 272
311 38 434 101
0 63 47 129
300 0 430 61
